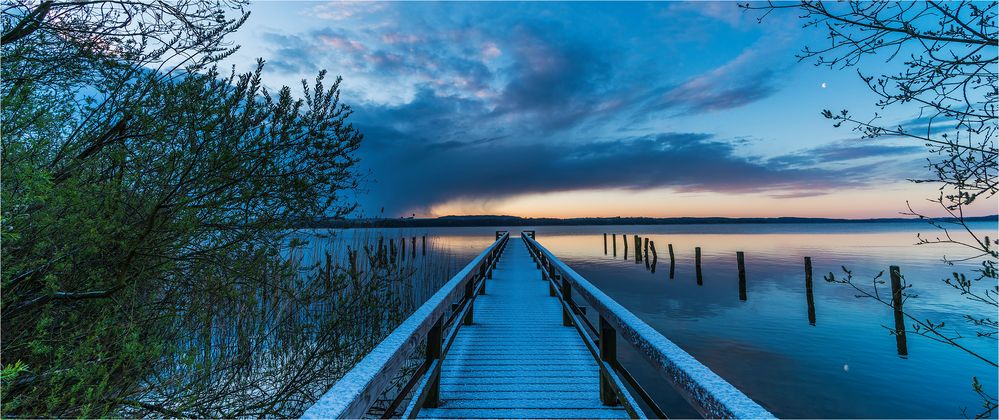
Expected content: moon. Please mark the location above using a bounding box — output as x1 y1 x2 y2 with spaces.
821 82 828 89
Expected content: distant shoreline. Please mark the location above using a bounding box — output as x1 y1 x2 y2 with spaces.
302 214 999 229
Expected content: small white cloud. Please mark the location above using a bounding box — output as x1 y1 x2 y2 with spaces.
481 42 502 60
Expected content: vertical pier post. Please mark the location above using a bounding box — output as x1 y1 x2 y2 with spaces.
424 316 443 408
649 241 658 273
561 274 573 327
412 237 416 259
890 266 908 356
668 243 675 279
634 235 642 263
604 233 608 254
612 234 617 256
599 316 619 406
422 235 427 256
737 251 747 301
643 237 650 267
695 247 703 285
805 257 816 325
623 235 629 260
401 238 406 262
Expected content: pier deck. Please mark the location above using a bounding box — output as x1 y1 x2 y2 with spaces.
419 239 627 418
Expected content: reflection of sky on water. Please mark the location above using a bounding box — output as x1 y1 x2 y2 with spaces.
305 222 997 418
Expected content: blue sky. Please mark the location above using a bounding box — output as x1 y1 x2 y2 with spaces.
222 1 993 218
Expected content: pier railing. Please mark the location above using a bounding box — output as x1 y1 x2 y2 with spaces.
301 231 510 419
522 232 774 419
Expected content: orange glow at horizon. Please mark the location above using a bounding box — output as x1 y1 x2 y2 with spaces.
425 183 999 219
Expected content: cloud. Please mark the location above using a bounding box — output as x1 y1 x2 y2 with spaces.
490 25 623 130
643 47 783 115
353 117 867 214
773 140 925 167
310 2 388 21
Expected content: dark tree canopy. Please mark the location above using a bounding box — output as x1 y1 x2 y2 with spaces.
2 0 363 416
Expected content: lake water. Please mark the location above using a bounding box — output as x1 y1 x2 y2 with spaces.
318 222 998 418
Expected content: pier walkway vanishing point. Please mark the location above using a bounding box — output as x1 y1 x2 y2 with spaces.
301 232 775 419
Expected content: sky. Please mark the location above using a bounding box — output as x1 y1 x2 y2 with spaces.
222 1 997 219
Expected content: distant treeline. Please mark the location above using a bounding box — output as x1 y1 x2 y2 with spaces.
302 214 999 229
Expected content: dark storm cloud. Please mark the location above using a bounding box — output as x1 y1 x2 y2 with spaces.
490 25 618 130
355 123 866 214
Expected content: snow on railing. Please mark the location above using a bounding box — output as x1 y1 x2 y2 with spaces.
523 233 775 420
301 232 510 419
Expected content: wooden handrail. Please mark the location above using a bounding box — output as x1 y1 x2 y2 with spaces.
301 232 510 419
522 233 775 419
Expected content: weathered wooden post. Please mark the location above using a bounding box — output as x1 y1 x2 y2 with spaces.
695 247 703 285
401 238 406 262
411 237 416 259
463 277 475 325
668 243 675 279
634 235 642 263
643 237 650 268
890 265 908 356
623 234 628 260
737 251 747 301
422 235 427 256
649 241 658 273
424 316 443 407
612 234 617 256
560 273 573 327
805 257 816 325
599 316 619 406
604 233 608 254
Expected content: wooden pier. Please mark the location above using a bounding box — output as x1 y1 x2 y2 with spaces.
302 232 773 419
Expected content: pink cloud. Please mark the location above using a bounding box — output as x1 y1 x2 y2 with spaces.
319 35 367 53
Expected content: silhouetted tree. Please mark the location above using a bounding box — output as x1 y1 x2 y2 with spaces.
2 0 364 416
744 1 997 417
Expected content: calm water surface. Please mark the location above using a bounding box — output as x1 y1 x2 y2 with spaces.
318 222 998 418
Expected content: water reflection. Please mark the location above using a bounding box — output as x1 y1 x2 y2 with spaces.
305 223 998 419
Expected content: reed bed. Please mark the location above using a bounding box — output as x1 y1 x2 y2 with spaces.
125 229 460 418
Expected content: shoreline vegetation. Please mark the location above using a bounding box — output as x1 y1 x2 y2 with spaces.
304 214 999 229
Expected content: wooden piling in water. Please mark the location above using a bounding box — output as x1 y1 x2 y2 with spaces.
805 257 816 325
649 241 658 273
643 237 649 264
668 243 675 279
401 238 406 261
634 235 642 263
603 233 608 254
890 265 908 356
412 237 416 258
695 247 703 285
612 234 617 256
737 251 747 301
422 235 427 256
623 234 629 260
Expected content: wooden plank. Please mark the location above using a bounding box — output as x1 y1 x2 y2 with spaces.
439 390 600 400
440 383 603 393
432 399 610 409
419 407 627 419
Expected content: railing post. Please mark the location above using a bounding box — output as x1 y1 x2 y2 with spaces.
424 316 443 408
560 274 573 326
463 279 475 325
599 315 619 406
